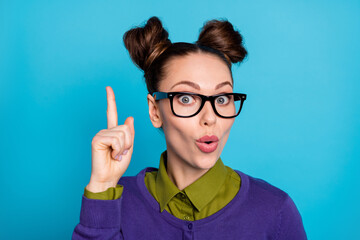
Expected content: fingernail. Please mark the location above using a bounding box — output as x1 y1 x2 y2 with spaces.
122 150 128 155
118 155 122 161
115 154 120 160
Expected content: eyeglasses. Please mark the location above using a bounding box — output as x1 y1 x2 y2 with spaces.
152 91 247 118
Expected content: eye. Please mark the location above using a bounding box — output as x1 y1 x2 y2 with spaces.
178 94 195 105
216 95 230 105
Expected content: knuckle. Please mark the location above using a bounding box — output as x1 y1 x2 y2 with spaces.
112 136 122 148
111 135 118 143
98 129 107 134
118 131 125 139
91 135 100 144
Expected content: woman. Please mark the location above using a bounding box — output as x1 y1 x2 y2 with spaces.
72 16 307 239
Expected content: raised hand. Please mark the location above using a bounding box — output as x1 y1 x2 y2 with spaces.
86 86 135 193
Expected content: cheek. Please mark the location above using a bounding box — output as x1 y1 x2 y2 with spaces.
159 101 195 138
220 119 235 142
164 116 195 139
161 115 198 152
159 104 183 134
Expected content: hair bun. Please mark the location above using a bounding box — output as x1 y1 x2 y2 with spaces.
196 19 247 64
123 16 171 71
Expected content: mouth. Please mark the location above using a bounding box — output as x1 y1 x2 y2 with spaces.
196 135 219 153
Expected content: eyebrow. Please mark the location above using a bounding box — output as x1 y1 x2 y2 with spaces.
170 80 233 90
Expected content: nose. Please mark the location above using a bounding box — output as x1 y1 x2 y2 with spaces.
199 100 217 126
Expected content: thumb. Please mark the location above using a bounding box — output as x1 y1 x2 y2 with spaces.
124 116 135 137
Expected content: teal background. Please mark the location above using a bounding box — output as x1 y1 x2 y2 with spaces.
1 0 359 239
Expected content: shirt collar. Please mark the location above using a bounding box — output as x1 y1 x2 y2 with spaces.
155 150 228 212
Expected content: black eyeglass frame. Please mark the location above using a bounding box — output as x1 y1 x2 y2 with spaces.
152 91 247 118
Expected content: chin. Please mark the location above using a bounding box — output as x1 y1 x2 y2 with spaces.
192 154 218 170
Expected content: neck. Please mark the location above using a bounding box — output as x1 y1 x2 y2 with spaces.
165 149 209 190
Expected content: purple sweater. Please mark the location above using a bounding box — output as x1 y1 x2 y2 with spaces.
72 167 307 239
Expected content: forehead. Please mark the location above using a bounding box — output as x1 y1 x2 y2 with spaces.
159 52 233 93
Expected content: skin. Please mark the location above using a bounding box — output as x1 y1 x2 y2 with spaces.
147 52 236 190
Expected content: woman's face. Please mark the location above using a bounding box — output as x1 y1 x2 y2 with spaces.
148 52 235 171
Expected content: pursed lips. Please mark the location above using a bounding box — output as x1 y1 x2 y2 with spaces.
196 135 219 143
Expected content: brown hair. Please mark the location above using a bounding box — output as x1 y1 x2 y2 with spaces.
123 16 247 94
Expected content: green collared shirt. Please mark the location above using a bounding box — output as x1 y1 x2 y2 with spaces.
84 150 241 221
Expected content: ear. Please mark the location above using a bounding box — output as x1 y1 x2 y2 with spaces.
147 94 163 128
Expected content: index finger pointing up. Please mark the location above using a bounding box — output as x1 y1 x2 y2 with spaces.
106 86 118 129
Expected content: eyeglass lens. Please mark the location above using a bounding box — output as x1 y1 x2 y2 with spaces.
173 93 241 117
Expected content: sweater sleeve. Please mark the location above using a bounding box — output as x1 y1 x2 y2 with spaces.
275 195 307 240
72 194 123 239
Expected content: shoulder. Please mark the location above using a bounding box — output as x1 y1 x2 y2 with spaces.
235 170 301 221
236 170 307 239
239 170 290 205
246 174 301 217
